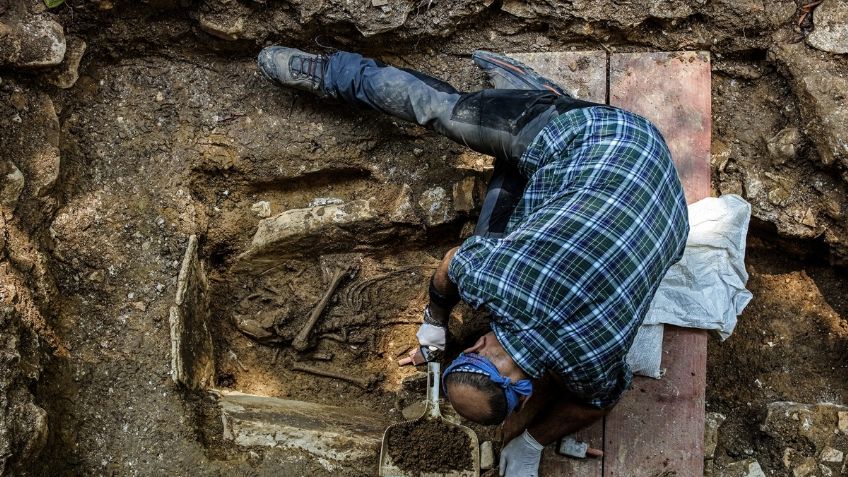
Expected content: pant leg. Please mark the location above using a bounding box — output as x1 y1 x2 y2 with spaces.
323 51 560 164
474 159 527 237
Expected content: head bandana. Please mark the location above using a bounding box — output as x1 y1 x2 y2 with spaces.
442 353 533 416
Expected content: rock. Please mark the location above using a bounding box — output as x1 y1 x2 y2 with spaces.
418 187 454 226
0 303 48 474
452 176 479 213
0 12 66 68
0 160 25 212
705 412 727 460
717 459 766 477
762 402 848 468
767 187 790 206
216 390 388 468
767 127 801 165
250 200 271 218
480 441 494 469
770 43 848 171
800 207 817 228
169 235 215 390
819 447 843 463
806 0 848 54
502 0 696 25
46 36 86 89
0 90 61 199
839 411 848 434
197 13 246 40
793 457 817 477
389 184 418 224
238 199 384 263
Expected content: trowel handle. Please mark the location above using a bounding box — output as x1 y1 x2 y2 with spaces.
426 361 441 418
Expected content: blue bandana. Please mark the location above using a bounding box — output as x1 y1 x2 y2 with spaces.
442 353 533 416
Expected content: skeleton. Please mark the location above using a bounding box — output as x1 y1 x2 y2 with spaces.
291 363 382 389
291 254 361 351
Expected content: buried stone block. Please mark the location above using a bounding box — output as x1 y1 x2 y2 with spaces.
238 199 384 265
169 235 214 390
762 401 848 474
806 0 848 54
216 390 389 468
715 459 766 477
0 12 66 68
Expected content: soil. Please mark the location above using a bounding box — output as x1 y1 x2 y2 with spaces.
707 234 848 472
386 418 474 475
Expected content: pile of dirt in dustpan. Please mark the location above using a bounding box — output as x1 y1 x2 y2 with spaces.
386 419 473 475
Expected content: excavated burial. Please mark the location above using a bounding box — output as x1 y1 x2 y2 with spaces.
169 202 486 469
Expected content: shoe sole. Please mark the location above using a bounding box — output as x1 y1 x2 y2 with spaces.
472 50 566 95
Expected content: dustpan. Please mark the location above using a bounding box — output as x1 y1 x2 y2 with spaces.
378 362 480 477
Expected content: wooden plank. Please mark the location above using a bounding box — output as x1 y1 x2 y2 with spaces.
603 327 707 476
605 51 712 477
513 50 608 477
509 51 608 103
609 51 712 205
539 422 604 477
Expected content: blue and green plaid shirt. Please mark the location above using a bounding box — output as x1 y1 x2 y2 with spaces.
448 106 689 408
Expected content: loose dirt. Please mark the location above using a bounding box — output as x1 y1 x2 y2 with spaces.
386 418 474 475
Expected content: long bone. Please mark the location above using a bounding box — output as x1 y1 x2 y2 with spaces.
291 363 380 389
291 256 360 351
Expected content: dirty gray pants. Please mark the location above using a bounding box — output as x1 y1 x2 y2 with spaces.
322 51 584 235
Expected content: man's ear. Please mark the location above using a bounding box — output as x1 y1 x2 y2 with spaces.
463 336 486 354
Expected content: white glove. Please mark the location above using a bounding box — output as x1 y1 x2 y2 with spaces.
415 323 446 351
499 430 543 477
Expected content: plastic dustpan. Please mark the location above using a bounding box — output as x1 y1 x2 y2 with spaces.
378 362 480 477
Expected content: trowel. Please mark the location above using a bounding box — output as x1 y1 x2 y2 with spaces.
378 362 480 477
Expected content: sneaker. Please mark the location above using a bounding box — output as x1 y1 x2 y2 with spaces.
257 46 329 97
472 50 568 96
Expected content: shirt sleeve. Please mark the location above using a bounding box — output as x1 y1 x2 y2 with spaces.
562 360 633 409
447 235 501 310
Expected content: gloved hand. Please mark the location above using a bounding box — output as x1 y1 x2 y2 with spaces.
499 430 544 477
416 323 446 351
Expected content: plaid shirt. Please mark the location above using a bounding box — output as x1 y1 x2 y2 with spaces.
449 106 689 408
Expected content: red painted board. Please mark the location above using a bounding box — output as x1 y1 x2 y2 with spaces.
605 51 711 477
603 327 707 476
609 51 712 205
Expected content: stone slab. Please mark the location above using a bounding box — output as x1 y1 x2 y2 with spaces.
509 51 607 103
169 235 215 389
806 0 848 54
237 199 384 266
216 390 389 469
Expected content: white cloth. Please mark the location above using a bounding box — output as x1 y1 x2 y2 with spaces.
627 194 753 378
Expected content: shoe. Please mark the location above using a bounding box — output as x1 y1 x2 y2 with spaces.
472 50 568 96
257 46 329 97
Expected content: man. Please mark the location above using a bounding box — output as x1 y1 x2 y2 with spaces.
257 47 689 477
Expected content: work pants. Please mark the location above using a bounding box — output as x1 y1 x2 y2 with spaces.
322 51 593 236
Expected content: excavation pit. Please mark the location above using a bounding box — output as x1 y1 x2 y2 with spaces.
169 216 493 471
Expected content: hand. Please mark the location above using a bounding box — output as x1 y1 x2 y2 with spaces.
416 323 446 350
499 430 543 477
